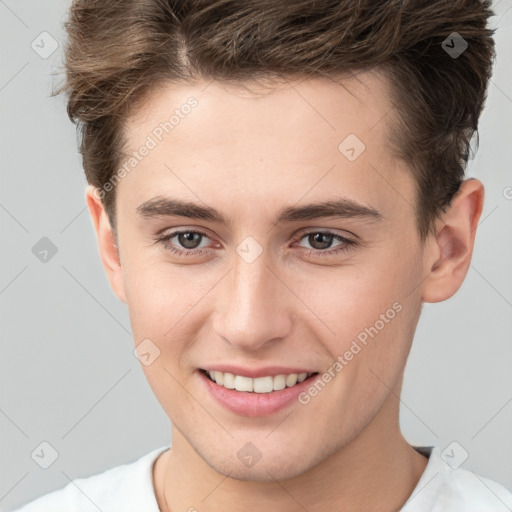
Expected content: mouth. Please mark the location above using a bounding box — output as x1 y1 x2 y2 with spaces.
197 365 322 416
200 369 319 393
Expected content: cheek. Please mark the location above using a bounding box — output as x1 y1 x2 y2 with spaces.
308 244 422 368
122 250 193 338
124 272 176 342
123 251 216 375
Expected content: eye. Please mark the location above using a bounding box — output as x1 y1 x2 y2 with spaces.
156 229 213 257
294 230 356 256
170 231 208 250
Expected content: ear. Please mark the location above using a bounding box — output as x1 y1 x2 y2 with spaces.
85 185 127 303
421 178 484 303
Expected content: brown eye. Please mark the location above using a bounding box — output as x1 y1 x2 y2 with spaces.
306 232 336 250
177 231 204 249
156 229 212 257
295 230 357 257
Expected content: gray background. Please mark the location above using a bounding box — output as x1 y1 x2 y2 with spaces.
1 0 511 510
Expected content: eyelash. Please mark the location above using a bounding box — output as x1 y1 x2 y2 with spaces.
155 229 357 258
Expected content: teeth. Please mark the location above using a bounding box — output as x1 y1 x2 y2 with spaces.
214 371 224 386
285 374 298 387
253 376 274 393
205 370 314 393
273 374 286 391
234 375 253 392
223 372 235 389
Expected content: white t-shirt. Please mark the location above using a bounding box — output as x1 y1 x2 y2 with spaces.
10 445 512 511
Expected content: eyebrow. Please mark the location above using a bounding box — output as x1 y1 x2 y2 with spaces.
136 196 383 226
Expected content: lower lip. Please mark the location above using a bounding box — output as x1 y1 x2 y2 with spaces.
198 370 319 417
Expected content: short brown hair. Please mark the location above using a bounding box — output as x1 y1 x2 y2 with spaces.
56 0 495 240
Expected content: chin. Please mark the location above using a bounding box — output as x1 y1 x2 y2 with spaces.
210 457 312 482
196 440 333 483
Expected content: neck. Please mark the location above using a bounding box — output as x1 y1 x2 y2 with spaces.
154 396 428 512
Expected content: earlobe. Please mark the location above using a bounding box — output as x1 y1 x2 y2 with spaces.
85 185 127 303
421 179 484 303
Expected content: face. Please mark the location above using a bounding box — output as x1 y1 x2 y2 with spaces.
105 72 430 480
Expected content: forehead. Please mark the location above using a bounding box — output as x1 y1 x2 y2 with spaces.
125 71 394 149
118 71 414 230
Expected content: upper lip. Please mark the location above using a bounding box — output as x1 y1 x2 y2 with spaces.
199 365 318 378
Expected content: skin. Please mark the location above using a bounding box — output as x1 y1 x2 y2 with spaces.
86 71 484 512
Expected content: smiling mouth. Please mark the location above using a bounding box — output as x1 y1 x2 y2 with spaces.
200 369 319 393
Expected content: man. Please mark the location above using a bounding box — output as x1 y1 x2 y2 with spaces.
13 0 512 510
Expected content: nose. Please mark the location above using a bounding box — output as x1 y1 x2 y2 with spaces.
212 250 293 352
